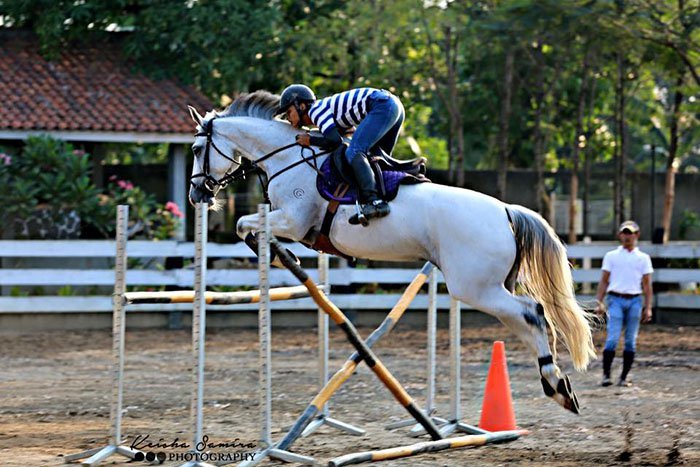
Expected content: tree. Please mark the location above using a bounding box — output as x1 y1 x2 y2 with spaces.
1 0 282 97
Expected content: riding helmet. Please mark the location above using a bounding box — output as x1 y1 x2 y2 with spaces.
279 84 316 114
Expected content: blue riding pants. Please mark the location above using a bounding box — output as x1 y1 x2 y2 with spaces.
604 295 643 352
345 90 405 163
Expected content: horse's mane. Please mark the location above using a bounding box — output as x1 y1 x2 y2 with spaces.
216 90 281 120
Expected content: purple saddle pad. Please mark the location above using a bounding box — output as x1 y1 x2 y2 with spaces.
316 157 415 204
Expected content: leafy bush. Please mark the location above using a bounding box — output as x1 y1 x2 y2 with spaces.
105 176 184 240
0 136 183 239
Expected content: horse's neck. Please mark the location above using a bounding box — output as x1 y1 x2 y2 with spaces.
225 118 300 175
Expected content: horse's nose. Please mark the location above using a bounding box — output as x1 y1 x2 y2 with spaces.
188 184 214 207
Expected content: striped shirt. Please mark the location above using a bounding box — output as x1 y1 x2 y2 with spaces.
308 87 378 135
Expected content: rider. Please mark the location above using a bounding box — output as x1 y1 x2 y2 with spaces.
278 84 405 222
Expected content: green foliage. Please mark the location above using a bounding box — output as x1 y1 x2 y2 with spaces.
679 209 700 240
57 285 75 297
103 177 184 240
0 136 104 234
9 287 28 297
0 136 182 239
2 0 698 180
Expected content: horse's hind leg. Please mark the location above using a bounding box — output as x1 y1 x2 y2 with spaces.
453 285 580 414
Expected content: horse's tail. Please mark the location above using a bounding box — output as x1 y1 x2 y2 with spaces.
506 205 596 371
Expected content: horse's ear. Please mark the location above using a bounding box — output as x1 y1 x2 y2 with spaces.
188 105 204 125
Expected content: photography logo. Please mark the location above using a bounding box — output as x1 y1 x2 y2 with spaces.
129 434 257 464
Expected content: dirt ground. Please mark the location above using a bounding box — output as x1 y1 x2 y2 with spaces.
0 323 697 466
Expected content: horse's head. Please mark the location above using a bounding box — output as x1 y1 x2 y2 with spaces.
188 105 242 207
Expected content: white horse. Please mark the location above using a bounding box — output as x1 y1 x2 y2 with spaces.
188 91 596 414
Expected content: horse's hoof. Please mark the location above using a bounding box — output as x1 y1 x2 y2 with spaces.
558 375 580 414
541 375 580 414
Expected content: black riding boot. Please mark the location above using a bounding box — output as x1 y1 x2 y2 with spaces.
619 350 635 386
602 350 615 386
350 154 390 220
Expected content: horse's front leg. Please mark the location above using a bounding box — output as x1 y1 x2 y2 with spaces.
236 209 310 268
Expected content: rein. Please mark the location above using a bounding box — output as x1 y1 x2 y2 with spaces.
190 116 331 200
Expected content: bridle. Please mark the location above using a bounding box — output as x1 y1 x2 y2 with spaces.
190 116 331 199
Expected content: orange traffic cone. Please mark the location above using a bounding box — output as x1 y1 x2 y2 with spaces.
479 341 517 432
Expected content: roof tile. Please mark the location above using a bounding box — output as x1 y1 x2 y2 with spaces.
0 32 214 134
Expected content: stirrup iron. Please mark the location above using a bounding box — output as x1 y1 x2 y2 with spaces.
350 200 369 226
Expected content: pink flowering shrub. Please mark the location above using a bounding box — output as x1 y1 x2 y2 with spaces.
105 176 182 240
0 136 182 239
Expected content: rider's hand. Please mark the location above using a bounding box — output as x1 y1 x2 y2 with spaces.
296 134 311 147
641 306 652 323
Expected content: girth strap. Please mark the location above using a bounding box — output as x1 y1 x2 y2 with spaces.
312 184 356 263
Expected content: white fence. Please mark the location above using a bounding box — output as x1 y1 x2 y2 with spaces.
0 240 698 314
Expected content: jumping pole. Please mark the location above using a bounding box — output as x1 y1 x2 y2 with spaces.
179 202 216 467
67 204 318 467
406 297 486 438
239 262 435 467
385 268 443 433
64 205 143 466
439 298 486 436
329 430 528 466
244 204 316 466
267 238 443 441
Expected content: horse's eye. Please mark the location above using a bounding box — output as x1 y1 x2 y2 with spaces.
192 146 201 157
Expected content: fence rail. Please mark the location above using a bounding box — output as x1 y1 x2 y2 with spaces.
1 240 698 313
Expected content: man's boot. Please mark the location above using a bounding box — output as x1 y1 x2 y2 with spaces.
350 154 390 221
619 351 634 387
601 350 615 386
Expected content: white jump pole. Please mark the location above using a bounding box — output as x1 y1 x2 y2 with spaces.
180 202 216 467
392 274 487 438
258 203 272 447
385 268 443 433
64 205 143 465
439 298 487 436
301 252 365 438
251 204 316 465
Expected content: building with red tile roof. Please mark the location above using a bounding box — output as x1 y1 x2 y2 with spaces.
0 31 213 143
0 31 219 238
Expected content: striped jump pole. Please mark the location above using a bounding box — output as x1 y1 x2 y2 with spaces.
64 205 143 466
123 286 310 305
66 204 319 467
243 205 317 466
180 202 216 467
328 430 528 466
239 261 435 467
268 237 444 442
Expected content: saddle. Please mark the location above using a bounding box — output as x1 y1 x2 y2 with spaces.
316 144 429 204
310 144 430 261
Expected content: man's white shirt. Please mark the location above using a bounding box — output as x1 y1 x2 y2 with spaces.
601 246 653 295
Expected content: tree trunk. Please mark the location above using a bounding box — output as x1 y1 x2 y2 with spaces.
582 71 598 237
497 46 514 200
445 27 464 187
614 50 627 229
661 73 685 243
531 45 547 216
568 51 591 244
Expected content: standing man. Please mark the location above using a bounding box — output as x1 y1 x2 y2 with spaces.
595 220 654 387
